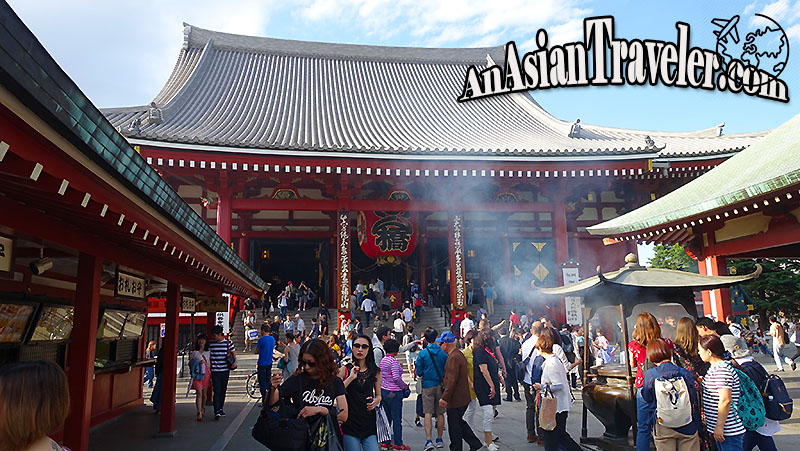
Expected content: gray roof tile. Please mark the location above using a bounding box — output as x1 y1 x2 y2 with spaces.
102 25 767 159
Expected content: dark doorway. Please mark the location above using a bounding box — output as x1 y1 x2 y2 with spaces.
254 239 329 306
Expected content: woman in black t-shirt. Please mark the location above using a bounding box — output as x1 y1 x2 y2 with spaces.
268 338 348 443
338 334 382 450
473 330 502 450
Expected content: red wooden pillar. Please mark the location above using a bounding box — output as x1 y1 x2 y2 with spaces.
64 253 101 451
159 282 180 434
216 190 232 244
238 236 250 264
448 213 467 316
552 200 569 324
699 255 732 320
335 211 352 326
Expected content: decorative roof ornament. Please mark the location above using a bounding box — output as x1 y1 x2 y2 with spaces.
128 117 141 133
568 118 582 138
147 102 163 125
643 135 666 151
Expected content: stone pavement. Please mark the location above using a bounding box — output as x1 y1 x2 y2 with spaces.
89 350 800 450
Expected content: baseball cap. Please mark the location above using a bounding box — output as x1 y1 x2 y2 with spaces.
295 313 300 318
436 331 456 343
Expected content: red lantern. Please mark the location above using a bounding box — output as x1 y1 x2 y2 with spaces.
357 211 418 259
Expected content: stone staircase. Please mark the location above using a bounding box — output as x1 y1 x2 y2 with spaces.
231 302 520 383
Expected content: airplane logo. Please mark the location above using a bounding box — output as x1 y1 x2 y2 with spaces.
712 15 740 44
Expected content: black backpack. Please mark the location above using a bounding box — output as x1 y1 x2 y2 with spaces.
560 331 576 362
764 373 794 421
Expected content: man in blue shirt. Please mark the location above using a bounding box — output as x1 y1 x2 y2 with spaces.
255 323 275 401
416 329 450 450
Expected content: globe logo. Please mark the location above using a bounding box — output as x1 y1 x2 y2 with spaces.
712 14 789 86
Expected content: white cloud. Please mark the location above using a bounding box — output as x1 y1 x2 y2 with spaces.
293 0 591 48
7 0 278 108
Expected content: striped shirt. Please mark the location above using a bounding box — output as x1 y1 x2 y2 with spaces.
209 339 235 372
702 361 745 436
380 354 407 392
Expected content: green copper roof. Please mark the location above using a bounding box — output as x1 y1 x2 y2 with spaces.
588 113 800 237
0 1 264 291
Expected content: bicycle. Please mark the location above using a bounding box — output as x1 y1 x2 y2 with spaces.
246 369 260 399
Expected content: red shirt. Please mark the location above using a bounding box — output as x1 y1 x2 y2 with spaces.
509 313 520 325
629 338 674 387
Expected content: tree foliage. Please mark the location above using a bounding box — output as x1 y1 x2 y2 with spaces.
729 258 800 320
648 244 698 272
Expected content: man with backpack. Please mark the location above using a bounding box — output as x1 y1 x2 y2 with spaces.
722 335 790 451
499 327 521 402
416 328 449 451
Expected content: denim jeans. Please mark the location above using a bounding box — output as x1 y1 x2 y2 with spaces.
743 431 776 451
381 389 404 445
717 433 744 451
257 364 272 400
143 366 155 388
364 311 371 328
211 371 230 413
343 434 380 451
280 305 287 317
149 375 162 411
635 390 654 451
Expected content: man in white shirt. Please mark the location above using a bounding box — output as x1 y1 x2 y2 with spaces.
459 313 475 338
726 314 744 338
520 321 543 442
393 312 406 340
295 313 305 341
402 305 414 324
361 295 375 328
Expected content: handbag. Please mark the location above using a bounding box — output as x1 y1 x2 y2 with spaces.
277 354 289 370
402 386 411 399
224 339 236 370
376 405 392 443
538 384 558 431
309 413 344 451
252 406 309 450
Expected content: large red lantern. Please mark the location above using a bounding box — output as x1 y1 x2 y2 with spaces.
357 210 418 259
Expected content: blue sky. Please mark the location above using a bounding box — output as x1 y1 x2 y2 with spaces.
8 0 800 135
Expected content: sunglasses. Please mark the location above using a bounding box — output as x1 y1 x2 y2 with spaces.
300 360 317 368
353 343 370 350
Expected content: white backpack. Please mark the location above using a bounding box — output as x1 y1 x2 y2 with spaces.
654 376 692 428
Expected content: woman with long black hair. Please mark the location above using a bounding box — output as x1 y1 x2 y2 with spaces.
268 338 349 448
338 334 382 451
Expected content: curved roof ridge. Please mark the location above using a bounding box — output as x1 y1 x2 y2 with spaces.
579 119 768 139
158 40 216 115
182 23 503 64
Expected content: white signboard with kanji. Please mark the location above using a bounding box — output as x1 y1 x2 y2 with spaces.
562 267 583 326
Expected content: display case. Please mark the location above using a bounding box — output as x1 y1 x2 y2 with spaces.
0 303 36 345
97 309 128 340
121 312 145 339
29 305 74 342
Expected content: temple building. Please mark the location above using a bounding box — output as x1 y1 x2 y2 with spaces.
103 24 767 323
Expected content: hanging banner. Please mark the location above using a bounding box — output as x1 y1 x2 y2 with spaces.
562 267 583 326
357 211 418 258
450 214 467 311
337 212 351 313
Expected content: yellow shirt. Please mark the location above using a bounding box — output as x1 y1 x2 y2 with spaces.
463 347 476 399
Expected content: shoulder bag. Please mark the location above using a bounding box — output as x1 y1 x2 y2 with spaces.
538 384 558 431
252 387 309 450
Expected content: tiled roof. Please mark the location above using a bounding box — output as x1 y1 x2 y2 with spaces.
102 24 767 159
0 6 264 292
588 113 800 237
